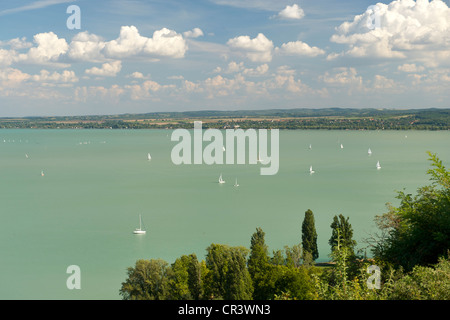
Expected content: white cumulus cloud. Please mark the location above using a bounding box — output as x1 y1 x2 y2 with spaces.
104 26 187 59
183 28 204 38
227 33 274 62
85 61 122 77
328 0 450 66
18 32 69 66
274 4 305 20
277 40 325 57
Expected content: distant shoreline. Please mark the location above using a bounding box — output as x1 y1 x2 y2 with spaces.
1 108 449 130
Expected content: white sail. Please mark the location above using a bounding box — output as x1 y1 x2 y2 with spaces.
368 148 372 155
219 174 225 184
234 178 239 187
133 214 146 234
376 161 381 170
340 144 344 149
309 166 315 174
147 153 151 160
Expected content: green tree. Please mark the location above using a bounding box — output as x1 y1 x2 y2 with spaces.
120 259 170 300
248 228 271 299
302 209 319 261
204 243 253 300
271 264 315 300
186 254 207 300
267 244 316 300
167 254 206 300
329 214 357 255
373 152 450 270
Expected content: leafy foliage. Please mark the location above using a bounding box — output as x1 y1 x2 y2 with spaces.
373 152 450 270
204 244 253 300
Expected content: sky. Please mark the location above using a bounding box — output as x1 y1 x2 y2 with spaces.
0 0 449 117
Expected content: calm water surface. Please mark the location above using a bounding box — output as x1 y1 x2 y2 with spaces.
0 129 449 299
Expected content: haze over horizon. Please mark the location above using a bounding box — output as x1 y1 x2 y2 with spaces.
1 0 450 117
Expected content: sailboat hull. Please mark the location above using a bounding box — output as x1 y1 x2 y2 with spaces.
133 230 146 234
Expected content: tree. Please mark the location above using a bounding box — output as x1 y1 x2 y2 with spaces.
248 228 270 299
271 264 315 300
167 255 191 299
248 228 269 277
302 209 319 261
373 152 450 270
204 244 253 300
329 214 357 255
120 259 170 300
186 254 207 300
167 254 206 300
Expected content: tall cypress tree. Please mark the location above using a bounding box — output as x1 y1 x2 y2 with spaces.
301 209 319 261
248 227 270 299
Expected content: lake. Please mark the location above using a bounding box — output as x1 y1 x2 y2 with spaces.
0 129 449 299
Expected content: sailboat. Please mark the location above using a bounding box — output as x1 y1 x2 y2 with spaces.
309 144 312 150
376 161 381 170
368 148 372 155
309 166 315 174
41 170 44 177
234 178 239 187
219 174 225 184
147 153 152 161
133 215 146 234
340 144 344 149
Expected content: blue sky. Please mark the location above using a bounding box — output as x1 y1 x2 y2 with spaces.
0 0 449 116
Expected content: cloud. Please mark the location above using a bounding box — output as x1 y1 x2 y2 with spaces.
398 63 425 73
328 0 450 66
372 74 397 91
0 68 31 86
183 28 204 38
214 61 269 76
85 61 122 77
227 33 274 62
32 69 78 83
18 32 69 66
224 61 245 73
127 72 145 79
243 64 269 77
104 26 187 59
0 25 187 68
68 26 188 62
0 37 33 50
68 32 106 62
273 4 305 20
276 40 325 57
319 67 363 90
74 85 125 103
0 49 16 67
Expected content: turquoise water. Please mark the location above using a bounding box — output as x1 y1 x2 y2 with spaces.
0 129 449 299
